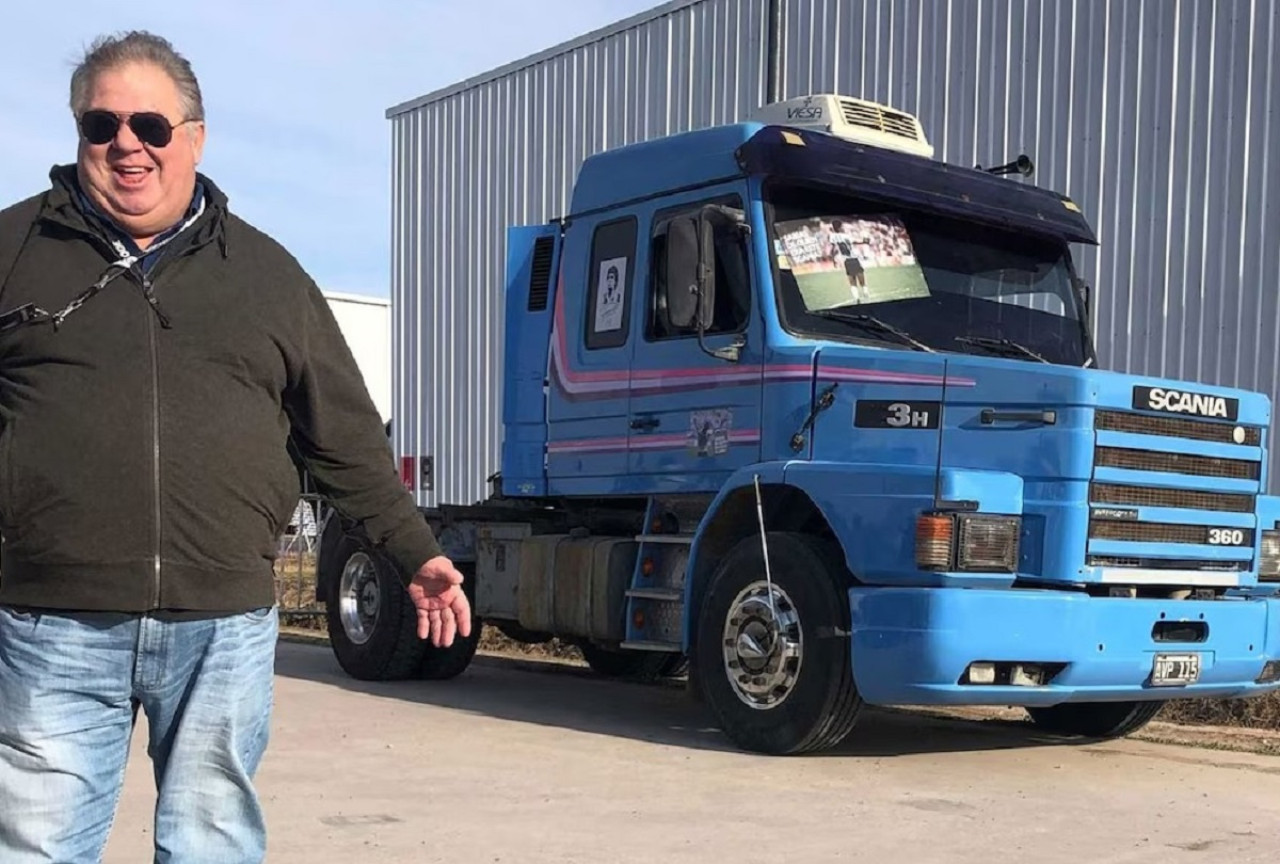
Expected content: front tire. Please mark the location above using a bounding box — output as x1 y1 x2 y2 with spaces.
1026 701 1164 739
693 532 862 754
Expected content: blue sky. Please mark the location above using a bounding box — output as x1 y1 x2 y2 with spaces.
0 0 664 297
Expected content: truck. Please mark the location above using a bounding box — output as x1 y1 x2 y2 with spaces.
314 93 1280 755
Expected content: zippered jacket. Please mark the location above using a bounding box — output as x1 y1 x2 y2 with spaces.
0 166 442 612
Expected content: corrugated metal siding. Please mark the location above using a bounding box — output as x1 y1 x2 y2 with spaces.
392 0 1280 506
782 0 1280 476
389 0 769 506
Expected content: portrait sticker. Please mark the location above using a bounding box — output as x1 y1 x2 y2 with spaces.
593 256 627 332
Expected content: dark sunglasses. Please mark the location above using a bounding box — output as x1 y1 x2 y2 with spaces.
78 109 195 148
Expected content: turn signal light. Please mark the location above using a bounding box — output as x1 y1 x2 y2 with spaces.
916 514 955 570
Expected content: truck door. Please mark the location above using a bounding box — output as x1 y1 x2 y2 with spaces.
627 191 763 485
545 215 638 490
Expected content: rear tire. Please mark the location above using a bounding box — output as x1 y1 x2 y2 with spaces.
416 563 481 680
1026 701 1164 739
693 532 862 754
324 536 426 681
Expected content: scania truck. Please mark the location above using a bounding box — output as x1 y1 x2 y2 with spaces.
316 94 1280 755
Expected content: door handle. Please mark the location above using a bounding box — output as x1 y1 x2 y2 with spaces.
980 409 1057 426
630 416 660 431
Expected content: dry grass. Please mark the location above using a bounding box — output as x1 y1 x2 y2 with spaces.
1158 695 1280 729
271 549 1279 729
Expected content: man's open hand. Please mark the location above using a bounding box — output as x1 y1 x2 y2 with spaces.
407 555 473 647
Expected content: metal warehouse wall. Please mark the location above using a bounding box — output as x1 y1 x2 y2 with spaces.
389 0 1280 507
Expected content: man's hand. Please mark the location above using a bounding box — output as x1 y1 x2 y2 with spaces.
407 555 473 647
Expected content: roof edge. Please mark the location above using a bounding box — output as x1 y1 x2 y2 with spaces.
385 0 701 119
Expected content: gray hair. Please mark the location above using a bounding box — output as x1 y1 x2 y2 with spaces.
69 31 205 122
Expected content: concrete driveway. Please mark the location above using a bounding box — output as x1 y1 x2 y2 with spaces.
103 641 1280 863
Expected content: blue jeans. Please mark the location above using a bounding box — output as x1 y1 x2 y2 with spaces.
0 604 278 863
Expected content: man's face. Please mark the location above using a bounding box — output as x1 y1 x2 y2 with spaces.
76 61 205 246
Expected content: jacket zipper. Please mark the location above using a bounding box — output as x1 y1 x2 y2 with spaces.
143 275 162 605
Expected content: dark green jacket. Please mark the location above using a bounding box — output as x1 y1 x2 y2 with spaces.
0 166 441 612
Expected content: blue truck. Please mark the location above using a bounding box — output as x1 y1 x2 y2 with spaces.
317 94 1280 755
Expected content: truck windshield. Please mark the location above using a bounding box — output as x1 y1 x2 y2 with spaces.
766 183 1094 366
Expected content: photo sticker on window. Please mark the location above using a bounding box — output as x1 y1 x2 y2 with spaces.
594 256 627 332
776 214 930 309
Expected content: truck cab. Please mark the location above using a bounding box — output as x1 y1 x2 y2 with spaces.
323 94 1280 755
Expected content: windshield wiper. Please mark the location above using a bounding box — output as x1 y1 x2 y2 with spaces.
810 309 935 352
954 336 1049 363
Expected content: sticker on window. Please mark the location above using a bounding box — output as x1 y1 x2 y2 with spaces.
594 256 627 332
775 214 930 309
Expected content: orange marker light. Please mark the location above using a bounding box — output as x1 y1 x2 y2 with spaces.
915 514 954 571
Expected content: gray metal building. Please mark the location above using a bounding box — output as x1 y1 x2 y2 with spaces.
387 0 1280 507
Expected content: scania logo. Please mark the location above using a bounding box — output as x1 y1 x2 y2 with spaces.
1133 385 1239 421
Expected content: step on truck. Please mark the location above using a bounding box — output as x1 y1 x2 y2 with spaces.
316 94 1280 755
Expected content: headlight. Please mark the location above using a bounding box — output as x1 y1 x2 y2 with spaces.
915 512 1022 573
1261 530 1280 582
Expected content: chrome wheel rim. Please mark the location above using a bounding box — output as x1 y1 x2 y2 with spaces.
338 551 381 645
721 580 803 710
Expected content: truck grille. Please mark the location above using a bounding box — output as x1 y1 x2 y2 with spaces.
1090 410 1263 572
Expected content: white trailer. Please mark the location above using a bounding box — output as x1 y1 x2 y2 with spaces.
323 291 392 425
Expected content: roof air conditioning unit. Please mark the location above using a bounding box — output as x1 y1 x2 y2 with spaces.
751 94 934 159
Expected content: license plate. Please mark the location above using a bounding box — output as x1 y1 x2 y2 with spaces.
1152 653 1201 687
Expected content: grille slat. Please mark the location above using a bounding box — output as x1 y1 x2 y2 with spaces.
1090 520 1255 546
1090 482 1255 514
1097 410 1261 446
1095 446 1260 481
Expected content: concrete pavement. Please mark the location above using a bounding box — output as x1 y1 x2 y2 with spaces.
102 641 1280 863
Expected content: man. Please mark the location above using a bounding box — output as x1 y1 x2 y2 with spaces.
0 31 471 863
826 218 867 301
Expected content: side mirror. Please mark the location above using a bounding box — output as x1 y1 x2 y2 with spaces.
663 214 716 332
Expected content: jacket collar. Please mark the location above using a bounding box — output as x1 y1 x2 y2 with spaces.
39 164 229 260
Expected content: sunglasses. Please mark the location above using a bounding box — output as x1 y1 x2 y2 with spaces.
78 109 196 148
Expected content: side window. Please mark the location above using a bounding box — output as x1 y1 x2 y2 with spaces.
648 197 751 340
585 217 637 350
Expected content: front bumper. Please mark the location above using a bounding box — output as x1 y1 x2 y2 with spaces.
848 586 1280 706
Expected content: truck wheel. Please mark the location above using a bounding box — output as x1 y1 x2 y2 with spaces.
416 564 481 680
693 532 862 755
325 537 427 681
1025 701 1164 739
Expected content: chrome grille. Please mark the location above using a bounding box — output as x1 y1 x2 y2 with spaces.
1095 446 1260 481
1096 410 1261 446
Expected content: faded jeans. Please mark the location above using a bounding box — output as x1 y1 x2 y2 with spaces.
0 604 278 863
